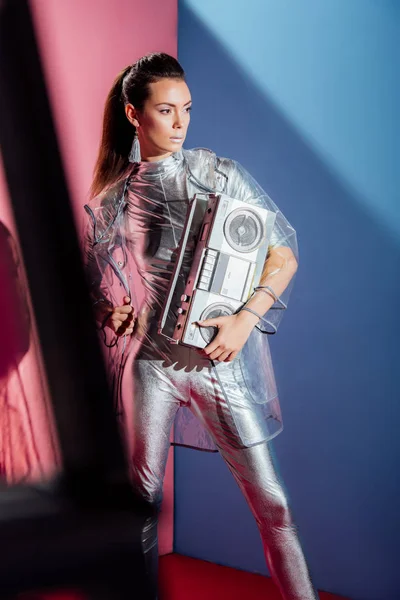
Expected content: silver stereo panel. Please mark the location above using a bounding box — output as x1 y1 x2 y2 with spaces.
158 193 276 349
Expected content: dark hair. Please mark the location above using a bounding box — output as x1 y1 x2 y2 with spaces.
90 53 185 198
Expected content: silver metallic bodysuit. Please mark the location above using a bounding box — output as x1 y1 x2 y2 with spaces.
84 149 318 599
126 152 197 362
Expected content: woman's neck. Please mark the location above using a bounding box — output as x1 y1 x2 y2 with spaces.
141 151 174 163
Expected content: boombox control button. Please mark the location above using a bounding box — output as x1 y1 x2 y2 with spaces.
198 276 211 288
198 283 210 291
206 249 218 257
177 308 186 315
202 264 214 275
200 273 211 282
180 294 190 302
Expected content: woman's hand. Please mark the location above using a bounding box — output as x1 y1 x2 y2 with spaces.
104 296 136 337
195 310 259 362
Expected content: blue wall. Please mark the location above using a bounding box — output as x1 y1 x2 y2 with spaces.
175 2 400 599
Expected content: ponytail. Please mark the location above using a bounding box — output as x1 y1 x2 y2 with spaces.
90 65 134 199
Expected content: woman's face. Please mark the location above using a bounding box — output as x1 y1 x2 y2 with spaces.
126 78 192 161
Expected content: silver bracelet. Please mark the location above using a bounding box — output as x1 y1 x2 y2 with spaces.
240 306 263 321
253 285 287 309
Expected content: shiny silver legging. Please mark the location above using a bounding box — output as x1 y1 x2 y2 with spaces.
130 348 319 600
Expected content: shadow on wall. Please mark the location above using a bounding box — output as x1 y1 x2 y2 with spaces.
175 5 400 600
0 221 41 483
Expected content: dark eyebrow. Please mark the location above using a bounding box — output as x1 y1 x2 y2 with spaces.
155 101 192 107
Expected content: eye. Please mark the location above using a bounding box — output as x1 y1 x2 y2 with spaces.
160 109 171 114
185 106 192 113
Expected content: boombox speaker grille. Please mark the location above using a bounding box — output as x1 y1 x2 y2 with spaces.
224 207 265 253
199 302 235 344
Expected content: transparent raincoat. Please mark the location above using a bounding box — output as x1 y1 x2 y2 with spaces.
83 148 298 451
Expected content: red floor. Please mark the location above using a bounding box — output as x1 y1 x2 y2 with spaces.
159 554 348 600
21 553 349 600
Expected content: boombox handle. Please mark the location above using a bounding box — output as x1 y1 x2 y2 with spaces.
157 194 199 341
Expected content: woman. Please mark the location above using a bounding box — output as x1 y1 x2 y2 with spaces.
84 53 319 600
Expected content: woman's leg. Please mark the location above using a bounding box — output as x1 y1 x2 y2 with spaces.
188 353 319 600
217 440 319 600
130 359 180 598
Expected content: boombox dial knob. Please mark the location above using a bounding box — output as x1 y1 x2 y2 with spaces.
177 307 186 315
180 294 189 302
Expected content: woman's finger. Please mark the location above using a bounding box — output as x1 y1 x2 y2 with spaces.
111 317 129 333
117 305 134 315
226 351 238 362
208 346 224 361
122 317 136 335
116 323 128 335
117 311 133 323
217 350 231 363
203 334 223 356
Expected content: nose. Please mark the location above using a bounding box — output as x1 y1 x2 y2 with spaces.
173 115 183 129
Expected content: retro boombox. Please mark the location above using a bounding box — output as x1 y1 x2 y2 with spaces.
158 193 276 349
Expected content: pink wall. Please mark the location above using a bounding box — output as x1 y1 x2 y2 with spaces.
29 0 177 220
0 160 60 484
0 0 177 555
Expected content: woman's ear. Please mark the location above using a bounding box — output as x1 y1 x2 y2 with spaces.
125 103 140 128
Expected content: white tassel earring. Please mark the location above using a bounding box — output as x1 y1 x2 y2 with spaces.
128 130 141 163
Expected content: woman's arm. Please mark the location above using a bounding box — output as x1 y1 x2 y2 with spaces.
236 245 298 329
82 205 136 338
